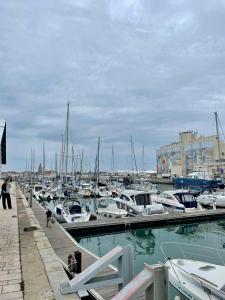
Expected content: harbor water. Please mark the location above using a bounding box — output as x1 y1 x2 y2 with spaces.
74 220 225 273
71 219 225 299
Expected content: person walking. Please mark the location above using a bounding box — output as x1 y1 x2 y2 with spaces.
46 209 52 228
1 178 12 209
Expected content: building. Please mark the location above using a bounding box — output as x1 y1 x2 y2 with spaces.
156 131 225 177
0 120 6 165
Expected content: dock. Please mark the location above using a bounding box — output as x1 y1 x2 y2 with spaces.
62 209 225 235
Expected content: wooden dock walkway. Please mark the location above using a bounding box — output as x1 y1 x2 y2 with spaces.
31 198 121 300
62 208 225 235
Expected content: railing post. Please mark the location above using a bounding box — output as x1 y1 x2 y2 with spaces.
145 264 168 300
118 244 134 290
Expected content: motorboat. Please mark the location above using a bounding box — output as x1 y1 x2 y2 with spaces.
174 175 222 190
152 189 199 212
162 242 225 300
32 184 53 202
127 183 159 195
54 201 90 223
92 187 112 198
197 192 225 208
114 190 165 216
77 183 92 198
96 197 127 218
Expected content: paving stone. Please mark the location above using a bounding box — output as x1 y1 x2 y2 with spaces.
0 290 23 300
2 284 21 293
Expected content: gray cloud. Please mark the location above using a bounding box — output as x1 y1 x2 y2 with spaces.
1 0 225 171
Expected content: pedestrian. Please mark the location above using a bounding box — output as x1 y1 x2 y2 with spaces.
46 209 52 228
68 254 77 277
1 178 12 209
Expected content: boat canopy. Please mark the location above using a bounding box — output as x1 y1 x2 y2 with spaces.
69 205 81 214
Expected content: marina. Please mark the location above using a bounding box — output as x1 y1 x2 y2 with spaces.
2 1 225 299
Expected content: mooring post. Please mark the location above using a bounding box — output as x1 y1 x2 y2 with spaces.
145 264 168 300
29 188 33 207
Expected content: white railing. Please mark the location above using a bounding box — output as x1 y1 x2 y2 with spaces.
60 245 134 295
112 264 168 300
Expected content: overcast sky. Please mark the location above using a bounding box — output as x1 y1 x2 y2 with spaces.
1 0 225 172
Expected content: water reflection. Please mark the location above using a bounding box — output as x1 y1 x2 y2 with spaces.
175 224 198 236
130 229 155 255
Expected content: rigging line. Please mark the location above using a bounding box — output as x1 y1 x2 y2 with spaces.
200 281 212 300
218 118 225 141
167 258 181 283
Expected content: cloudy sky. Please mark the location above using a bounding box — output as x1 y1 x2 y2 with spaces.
1 0 225 172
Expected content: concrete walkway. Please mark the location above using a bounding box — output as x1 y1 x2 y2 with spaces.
0 183 23 300
0 182 79 300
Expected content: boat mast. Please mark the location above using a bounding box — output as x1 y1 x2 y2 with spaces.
61 133 65 182
71 145 75 179
111 144 115 175
65 102 70 178
130 136 138 176
142 144 145 172
94 137 100 186
55 151 57 177
215 111 221 162
42 143 45 186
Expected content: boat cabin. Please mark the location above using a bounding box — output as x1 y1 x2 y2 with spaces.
159 190 198 208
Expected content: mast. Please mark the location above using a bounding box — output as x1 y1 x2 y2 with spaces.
142 144 145 172
215 112 221 161
55 152 57 177
111 144 115 174
130 136 138 176
71 145 75 178
42 143 45 185
94 137 100 186
65 102 70 176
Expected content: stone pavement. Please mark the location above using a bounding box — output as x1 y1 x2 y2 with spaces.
0 182 23 300
0 182 79 300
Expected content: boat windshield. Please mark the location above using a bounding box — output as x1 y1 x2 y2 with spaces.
175 193 195 202
35 186 42 192
135 194 151 206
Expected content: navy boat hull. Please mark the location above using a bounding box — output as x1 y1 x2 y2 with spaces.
174 177 222 190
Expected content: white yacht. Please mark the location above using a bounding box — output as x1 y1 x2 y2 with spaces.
152 190 199 212
93 187 112 198
166 257 225 300
32 184 53 202
78 183 92 198
163 243 225 300
197 192 225 208
114 190 165 216
54 201 90 223
96 197 127 218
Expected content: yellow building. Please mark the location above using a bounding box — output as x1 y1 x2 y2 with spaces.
156 131 225 176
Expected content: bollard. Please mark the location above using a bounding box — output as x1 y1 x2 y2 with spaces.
29 189 33 207
74 251 82 273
